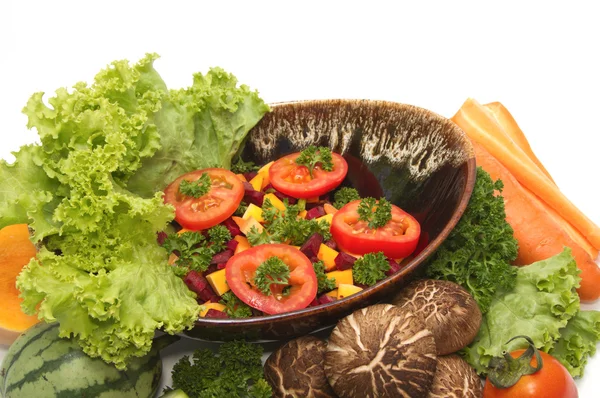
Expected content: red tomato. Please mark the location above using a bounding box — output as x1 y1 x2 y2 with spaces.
268 152 348 198
331 200 421 259
225 244 318 315
164 168 244 230
483 350 578 398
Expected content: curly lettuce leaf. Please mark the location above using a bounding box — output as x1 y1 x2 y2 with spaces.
126 67 270 197
549 310 600 378
462 248 580 374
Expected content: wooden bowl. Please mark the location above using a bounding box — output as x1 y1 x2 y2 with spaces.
184 99 475 341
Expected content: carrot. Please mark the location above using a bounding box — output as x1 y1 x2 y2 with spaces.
484 101 556 184
0 224 39 344
323 203 338 215
472 141 600 302
453 98 600 250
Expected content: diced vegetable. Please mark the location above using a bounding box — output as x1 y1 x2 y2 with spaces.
242 203 265 223
300 233 324 258
334 251 357 271
206 269 230 296
184 271 219 302
263 193 286 211
199 302 227 317
337 284 363 299
233 236 251 254
222 218 242 237
326 289 339 298
317 243 339 271
317 293 337 305
204 309 229 319
326 269 353 287
306 206 326 220
210 249 234 265
249 174 264 191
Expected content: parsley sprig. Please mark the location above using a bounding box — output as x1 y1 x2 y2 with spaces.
161 225 231 277
313 260 336 293
295 146 333 177
179 173 212 198
254 256 290 295
333 187 361 209
231 157 259 174
357 197 392 229
352 252 390 286
219 291 253 318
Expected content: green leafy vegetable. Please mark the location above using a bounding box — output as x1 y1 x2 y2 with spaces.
179 173 211 198
314 260 336 293
550 310 600 378
462 249 581 375
254 256 290 295
2 54 267 369
426 167 518 313
170 340 271 398
357 197 392 229
231 158 259 174
352 252 390 286
294 146 333 177
219 292 253 319
333 187 361 209
162 226 231 276
246 198 331 246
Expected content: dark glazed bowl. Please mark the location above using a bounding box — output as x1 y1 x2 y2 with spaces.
184 99 476 341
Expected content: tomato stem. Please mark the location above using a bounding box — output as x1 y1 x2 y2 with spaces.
487 335 543 389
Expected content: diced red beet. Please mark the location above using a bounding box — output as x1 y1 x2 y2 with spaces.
204 264 218 275
217 262 227 270
204 309 229 319
243 181 255 192
305 201 324 210
309 298 320 307
157 231 168 245
223 218 242 237
243 171 258 181
210 249 234 265
334 252 357 271
244 189 265 207
306 206 325 220
317 294 336 305
226 239 239 252
300 233 323 258
385 258 402 276
184 271 219 302
263 183 275 192
272 190 297 205
323 239 337 250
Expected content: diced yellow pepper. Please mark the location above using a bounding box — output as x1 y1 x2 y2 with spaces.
206 269 230 296
317 243 339 271
242 203 264 223
326 289 339 298
298 210 308 219
234 235 251 254
337 284 363 299
199 302 227 317
257 161 274 190
249 174 264 191
325 269 353 287
263 193 286 211
257 161 274 176
315 213 333 225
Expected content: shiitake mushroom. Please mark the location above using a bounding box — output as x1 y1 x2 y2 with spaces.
428 354 483 398
324 304 437 398
390 279 482 355
264 335 336 398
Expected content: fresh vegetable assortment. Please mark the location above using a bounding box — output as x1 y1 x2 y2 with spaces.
161 146 423 317
1 53 600 397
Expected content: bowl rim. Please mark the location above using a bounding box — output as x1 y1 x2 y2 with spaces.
193 98 477 329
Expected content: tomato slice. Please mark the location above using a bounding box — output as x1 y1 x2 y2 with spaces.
225 244 318 315
330 200 421 259
269 152 348 199
164 168 244 230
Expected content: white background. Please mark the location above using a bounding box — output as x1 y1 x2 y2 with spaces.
1 1 599 396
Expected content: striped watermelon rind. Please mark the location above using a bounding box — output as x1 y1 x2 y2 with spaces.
1 322 178 398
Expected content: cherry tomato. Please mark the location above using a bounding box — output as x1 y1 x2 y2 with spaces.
225 244 318 315
269 152 348 199
331 200 421 259
164 168 244 230
483 349 578 398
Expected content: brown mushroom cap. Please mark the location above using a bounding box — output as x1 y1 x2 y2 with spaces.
390 279 482 355
324 304 437 398
264 335 336 398
428 355 483 398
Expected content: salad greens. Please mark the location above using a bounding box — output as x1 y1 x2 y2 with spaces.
0 54 269 369
426 167 518 313
462 249 582 375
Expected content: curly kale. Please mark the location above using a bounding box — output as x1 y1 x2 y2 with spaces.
426 167 518 313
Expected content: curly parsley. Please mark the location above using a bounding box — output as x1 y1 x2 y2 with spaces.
179 173 212 198
295 146 333 177
333 187 361 209
352 252 390 286
219 291 253 318
357 197 392 229
313 260 336 293
231 157 259 174
254 256 290 295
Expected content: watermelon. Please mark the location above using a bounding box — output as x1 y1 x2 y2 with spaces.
1 322 178 398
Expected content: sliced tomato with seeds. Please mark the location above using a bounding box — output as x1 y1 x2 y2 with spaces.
331 200 421 259
225 244 318 315
269 152 348 199
164 168 244 230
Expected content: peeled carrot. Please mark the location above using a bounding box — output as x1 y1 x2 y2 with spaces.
472 141 600 302
453 99 600 250
484 102 556 184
